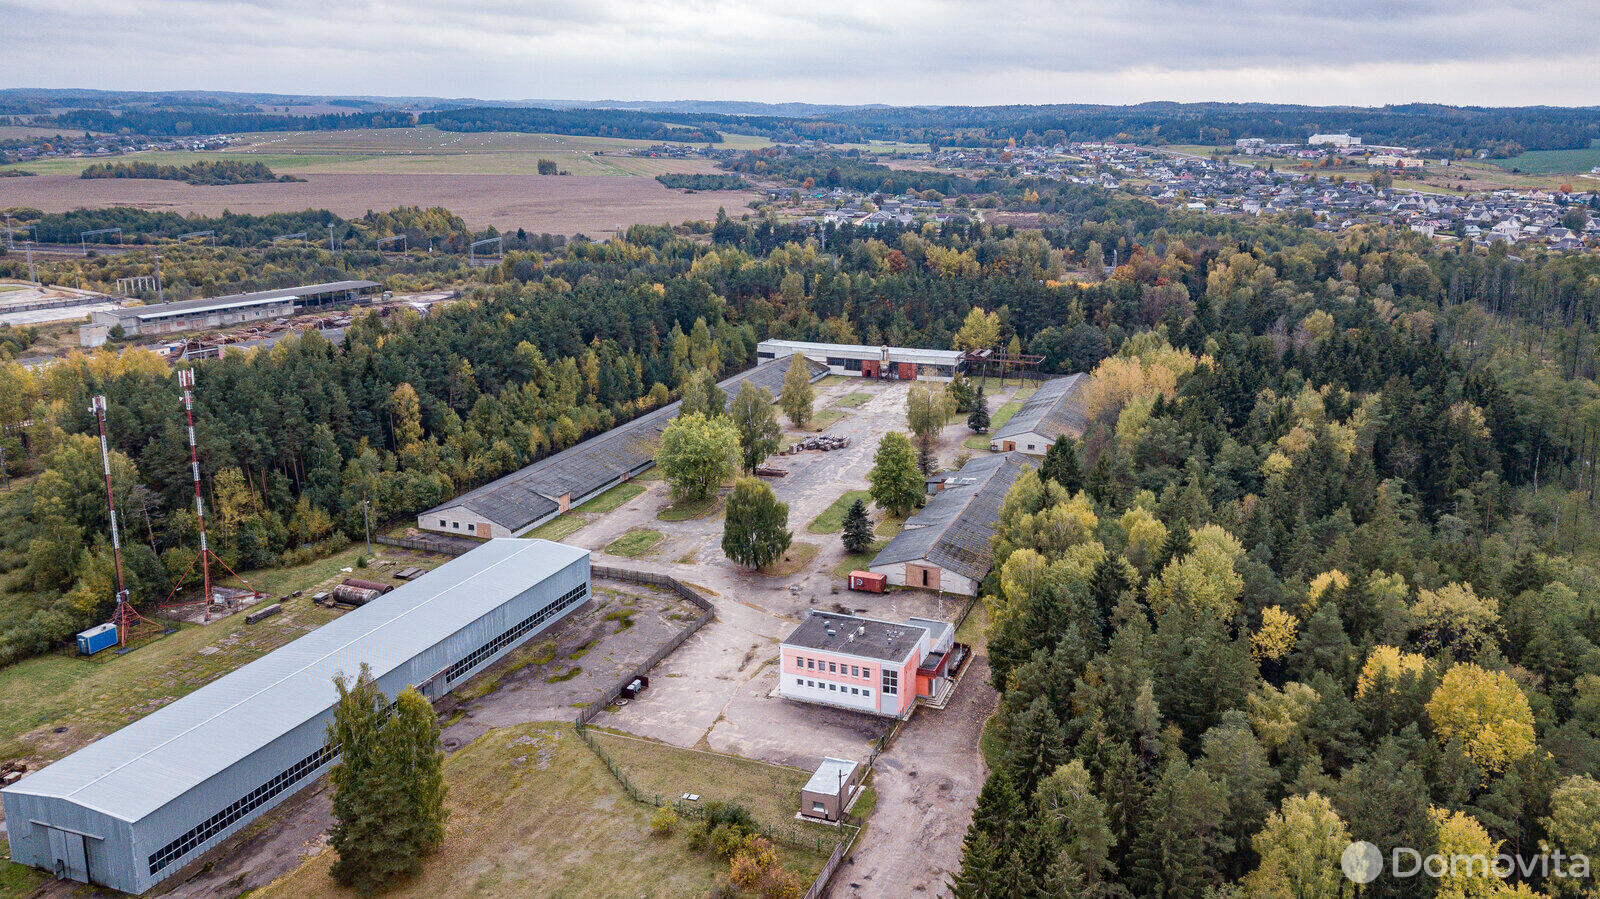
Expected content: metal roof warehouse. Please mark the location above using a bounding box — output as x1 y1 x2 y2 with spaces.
2 538 589 895
421 353 827 538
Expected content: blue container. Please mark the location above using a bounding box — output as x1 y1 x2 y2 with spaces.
77 623 119 655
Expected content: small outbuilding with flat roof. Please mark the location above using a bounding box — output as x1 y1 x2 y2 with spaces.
800 757 862 822
2 538 588 895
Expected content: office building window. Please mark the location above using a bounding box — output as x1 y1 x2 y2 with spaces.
882 670 898 695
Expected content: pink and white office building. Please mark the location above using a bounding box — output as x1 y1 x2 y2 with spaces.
779 611 957 717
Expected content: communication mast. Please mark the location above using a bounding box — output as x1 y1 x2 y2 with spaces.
161 370 258 620
91 396 162 649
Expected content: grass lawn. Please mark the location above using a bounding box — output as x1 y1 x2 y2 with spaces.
0 600 344 762
834 392 873 409
658 495 721 521
605 528 664 558
760 541 820 577
810 407 847 431
807 490 872 534
831 541 886 579
253 724 750 899
576 481 646 514
1492 141 1600 176
964 387 1036 449
0 542 442 765
588 729 838 852
526 514 591 541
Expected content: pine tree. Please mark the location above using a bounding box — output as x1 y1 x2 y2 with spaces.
841 498 873 555
1039 435 1083 493
967 384 991 433
1150 521 1191 574
328 666 447 893
722 476 792 569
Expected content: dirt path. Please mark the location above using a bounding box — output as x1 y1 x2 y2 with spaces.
831 647 998 898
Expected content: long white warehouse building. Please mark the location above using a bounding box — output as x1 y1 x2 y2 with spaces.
2 538 589 895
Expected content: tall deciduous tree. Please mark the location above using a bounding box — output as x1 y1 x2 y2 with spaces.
722 476 791 569
779 355 814 429
1244 792 1351 899
954 307 1001 355
869 432 923 517
678 369 726 420
657 412 739 501
328 665 447 894
907 382 953 450
729 382 781 474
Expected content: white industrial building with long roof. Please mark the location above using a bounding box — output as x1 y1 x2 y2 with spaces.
2 538 589 895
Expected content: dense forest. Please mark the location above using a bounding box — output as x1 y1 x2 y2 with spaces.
79 159 302 185
655 173 749 191
419 107 723 142
47 108 413 136
2 169 1600 891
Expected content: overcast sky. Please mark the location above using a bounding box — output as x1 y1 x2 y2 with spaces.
4 0 1598 107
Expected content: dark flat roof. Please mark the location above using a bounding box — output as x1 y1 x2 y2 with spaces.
783 612 925 664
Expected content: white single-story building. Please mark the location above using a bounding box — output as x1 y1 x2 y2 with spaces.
989 374 1088 455
755 339 966 381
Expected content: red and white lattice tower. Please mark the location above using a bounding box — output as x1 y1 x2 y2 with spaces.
161 371 257 619
91 395 160 648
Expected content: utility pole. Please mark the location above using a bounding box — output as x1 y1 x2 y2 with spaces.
3 212 12 250
25 240 36 285
362 499 372 556
154 253 164 303
328 224 339 253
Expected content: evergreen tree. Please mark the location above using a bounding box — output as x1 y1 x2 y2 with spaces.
841 498 874 555
722 476 792 569
918 440 938 478
1039 435 1083 493
328 666 447 893
967 383 991 433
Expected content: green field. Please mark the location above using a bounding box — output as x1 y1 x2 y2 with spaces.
1492 141 1600 175
964 386 1035 449
588 729 838 850
256 724 779 899
0 126 773 178
605 527 664 558
807 490 872 534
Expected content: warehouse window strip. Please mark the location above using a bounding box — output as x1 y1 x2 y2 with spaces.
443 582 587 685
147 741 336 876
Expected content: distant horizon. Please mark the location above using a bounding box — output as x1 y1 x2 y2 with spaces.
4 87 1598 114
5 0 1597 108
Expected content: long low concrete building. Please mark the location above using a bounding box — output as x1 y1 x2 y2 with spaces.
869 452 1038 595
2 539 589 895
420 353 827 539
989 374 1089 455
90 280 381 337
756 339 965 381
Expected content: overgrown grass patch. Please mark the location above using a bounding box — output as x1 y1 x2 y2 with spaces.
658 496 721 521
605 527 664 558
252 723 740 898
525 513 590 541
759 541 820 577
807 490 872 534
547 665 582 683
834 391 873 409
576 481 647 514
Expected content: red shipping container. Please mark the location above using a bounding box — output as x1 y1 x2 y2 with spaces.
848 571 887 593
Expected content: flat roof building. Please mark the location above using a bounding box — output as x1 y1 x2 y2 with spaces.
800 757 861 822
779 611 956 717
420 354 827 539
990 374 1089 455
756 339 965 381
91 281 381 337
3 538 588 895
870 452 1038 595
